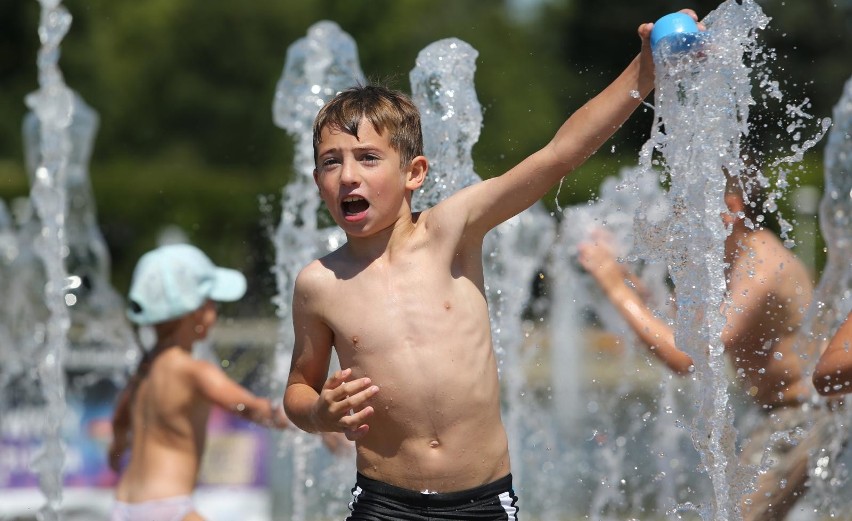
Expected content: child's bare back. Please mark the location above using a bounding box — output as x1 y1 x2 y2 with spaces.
115 348 212 503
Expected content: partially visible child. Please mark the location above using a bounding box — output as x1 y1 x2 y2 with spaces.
578 173 830 520
282 10 701 520
813 310 852 395
108 243 338 521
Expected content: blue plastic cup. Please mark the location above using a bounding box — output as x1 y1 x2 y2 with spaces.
650 12 701 54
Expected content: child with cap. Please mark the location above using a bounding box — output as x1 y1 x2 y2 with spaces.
108 243 338 521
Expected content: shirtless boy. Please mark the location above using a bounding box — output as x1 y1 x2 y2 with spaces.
281 11 700 520
578 177 828 520
109 244 292 521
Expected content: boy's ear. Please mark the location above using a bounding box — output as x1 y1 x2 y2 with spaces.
405 156 428 190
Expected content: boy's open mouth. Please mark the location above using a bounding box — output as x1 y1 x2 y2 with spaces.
342 195 369 216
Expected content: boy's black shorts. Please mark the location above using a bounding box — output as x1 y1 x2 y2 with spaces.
346 472 519 520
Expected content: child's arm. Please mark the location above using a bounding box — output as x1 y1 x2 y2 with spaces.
578 238 694 374
283 267 379 440
439 19 657 237
438 10 699 238
190 360 289 429
813 312 852 396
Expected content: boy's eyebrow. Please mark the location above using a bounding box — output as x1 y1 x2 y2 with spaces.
318 143 384 156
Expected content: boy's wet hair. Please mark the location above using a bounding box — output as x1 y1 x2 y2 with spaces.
312 84 423 168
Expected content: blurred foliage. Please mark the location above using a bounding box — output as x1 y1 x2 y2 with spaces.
0 0 849 314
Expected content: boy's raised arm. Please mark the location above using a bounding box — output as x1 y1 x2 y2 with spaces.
451 20 659 237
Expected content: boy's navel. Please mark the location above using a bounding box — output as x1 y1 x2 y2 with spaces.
443 301 451 310
429 439 441 448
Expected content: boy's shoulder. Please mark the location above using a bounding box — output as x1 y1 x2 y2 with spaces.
299 243 356 282
747 229 801 267
294 251 342 296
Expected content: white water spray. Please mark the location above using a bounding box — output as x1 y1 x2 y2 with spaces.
23 1 76 518
270 20 362 521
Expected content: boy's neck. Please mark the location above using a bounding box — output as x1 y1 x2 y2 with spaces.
343 212 419 261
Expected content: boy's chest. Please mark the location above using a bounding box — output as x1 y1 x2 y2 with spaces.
324 260 488 354
336 242 480 306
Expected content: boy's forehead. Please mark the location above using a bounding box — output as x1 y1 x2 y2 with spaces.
318 118 390 148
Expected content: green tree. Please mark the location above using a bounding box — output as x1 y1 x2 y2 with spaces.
2 0 849 307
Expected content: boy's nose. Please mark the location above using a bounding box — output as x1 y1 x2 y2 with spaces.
340 161 359 185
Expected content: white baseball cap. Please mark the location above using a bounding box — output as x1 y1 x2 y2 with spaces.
127 243 247 325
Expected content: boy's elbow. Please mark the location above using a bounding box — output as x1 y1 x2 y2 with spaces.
282 396 295 422
282 393 311 432
813 379 837 397
282 386 296 414
646 342 692 376
672 363 695 377
661 350 694 376
812 369 843 397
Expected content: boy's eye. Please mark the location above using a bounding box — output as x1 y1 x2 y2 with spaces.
320 158 340 169
361 154 380 164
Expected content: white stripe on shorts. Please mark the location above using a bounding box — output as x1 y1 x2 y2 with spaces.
348 485 363 513
498 490 518 520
